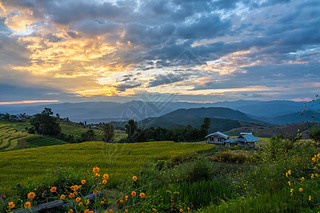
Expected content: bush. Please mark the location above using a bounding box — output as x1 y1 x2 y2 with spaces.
211 151 247 164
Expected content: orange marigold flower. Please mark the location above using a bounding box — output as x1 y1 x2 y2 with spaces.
179 209 183 212
140 192 145 198
309 195 311 200
84 199 90 205
78 202 83 207
299 188 303 192
68 209 74 213
60 194 66 200
104 211 109 213
24 202 31 208
95 173 101 177
132 176 137 181
120 199 123 203
102 179 107 184
93 190 99 194
69 193 75 198
89 211 93 213
110 210 113 213
50 186 57 193
131 191 136 196
152 208 157 212
81 180 86 184
312 157 316 161
125 209 128 212
103 174 109 179
76 197 81 202
7 202 15 210
84 210 90 213
187 207 190 210
125 195 128 200
93 167 100 173
27 192 36 199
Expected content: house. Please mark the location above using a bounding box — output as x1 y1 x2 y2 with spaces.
205 131 229 144
224 138 238 147
236 132 259 148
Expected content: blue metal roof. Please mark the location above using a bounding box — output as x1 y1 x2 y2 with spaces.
238 133 259 142
205 131 229 139
224 139 238 143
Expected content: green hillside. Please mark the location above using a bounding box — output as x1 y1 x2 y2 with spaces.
0 141 213 194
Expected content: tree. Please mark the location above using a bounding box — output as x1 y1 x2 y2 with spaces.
309 128 320 147
102 123 114 142
30 108 61 135
125 119 138 137
80 130 95 142
200 117 211 138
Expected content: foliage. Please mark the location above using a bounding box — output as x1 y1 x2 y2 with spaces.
211 151 247 164
30 108 61 136
200 117 211 138
125 120 138 137
80 130 96 142
308 127 320 147
102 123 115 142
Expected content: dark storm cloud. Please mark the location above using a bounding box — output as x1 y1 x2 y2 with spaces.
115 82 142 92
147 73 193 88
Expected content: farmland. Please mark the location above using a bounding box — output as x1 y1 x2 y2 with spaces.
0 141 213 194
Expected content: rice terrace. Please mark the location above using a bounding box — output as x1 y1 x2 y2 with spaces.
1 0 320 212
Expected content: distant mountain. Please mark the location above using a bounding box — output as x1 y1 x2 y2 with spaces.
0 99 316 123
262 110 320 125
139 107 267 132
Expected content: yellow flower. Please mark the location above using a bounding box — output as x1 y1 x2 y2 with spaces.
93 167 100 173
7 202 15 210
101 201 105 205
299 188 303 192
84 199 90 205
317 153 320 158
187 207 190 210
180 209 183 212
152 208 157 212
311 174 315 179
60 194 66 200
290 188 294 193
125 195 128 200
81 180 86 184
125 209 128 212
103 174 109 179
288 181 291 186
314 166 317 169
78 202 83 207
288 170 291 175
27 192 36 199
316 173 319 177
120 199 124 203
140 192 145 198
132 176 137 181
68 209 74 213
70 185 80 192
76 197 81 202
24 202 31 208
69 193 75 198
286 172 288 177
50 186 57 193
84 210 90 213
110 209 113 213
102 179 107 184
300 177 305 182
309 195 311 200
131 191 136 196
93 190 99 194
312 157 316 162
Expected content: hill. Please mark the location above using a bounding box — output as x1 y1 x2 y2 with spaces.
139 107 267 132
260 110 320 125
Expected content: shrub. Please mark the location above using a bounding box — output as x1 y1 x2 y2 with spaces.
211 151 247 164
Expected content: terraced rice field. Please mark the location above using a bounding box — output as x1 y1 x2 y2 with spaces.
0 141 214 194
0 125 30 151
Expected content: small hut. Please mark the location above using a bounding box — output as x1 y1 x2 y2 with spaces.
205 131 229 144
236 133 259 148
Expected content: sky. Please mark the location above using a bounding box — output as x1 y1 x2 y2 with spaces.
0 0 319 105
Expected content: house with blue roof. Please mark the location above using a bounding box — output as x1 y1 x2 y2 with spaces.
207 131 259 148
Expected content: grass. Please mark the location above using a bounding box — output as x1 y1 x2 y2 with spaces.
24 135 67 147
0 141 213 194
